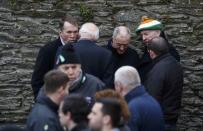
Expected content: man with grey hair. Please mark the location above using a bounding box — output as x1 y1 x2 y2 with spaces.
74 22 114 87
114 66 164 131
104 26 140 75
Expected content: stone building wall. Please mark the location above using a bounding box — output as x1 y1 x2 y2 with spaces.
0 0 203 130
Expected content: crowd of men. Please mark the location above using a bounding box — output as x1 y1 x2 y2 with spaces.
1 15 183 131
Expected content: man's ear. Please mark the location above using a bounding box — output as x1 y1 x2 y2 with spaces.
103 115 111 125
156 30 161 36
149 50 156 59
67 112 72 121
58 85 66 94
115 81 123 94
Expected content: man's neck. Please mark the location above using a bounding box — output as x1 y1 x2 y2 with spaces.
48 94 60 105
59 36 66 46
102 125 113 131
68 121 77 131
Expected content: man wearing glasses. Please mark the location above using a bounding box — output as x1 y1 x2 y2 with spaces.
31 15 79 99
104 26 140 75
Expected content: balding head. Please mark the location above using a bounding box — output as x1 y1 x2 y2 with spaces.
113 26 131 39
79 23 99 41
147 37 169 58
114 66 141 96
112 26 131 54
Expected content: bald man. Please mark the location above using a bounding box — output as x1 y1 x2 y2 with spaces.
73 23 114 87
104 26 140 74
145 37 183 131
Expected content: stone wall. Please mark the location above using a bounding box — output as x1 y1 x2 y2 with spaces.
0 0 203 130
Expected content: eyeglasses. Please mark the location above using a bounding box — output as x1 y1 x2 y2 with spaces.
112 39 129 49
114 43 128 49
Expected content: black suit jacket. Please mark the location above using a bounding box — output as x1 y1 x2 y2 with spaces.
138 43 180 83
31 38 62 98
73 39 114 87
144 53 183 124
104 39 140 73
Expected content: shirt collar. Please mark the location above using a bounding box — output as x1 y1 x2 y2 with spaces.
60 36 66 46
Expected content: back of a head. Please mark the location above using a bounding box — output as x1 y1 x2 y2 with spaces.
44 69 69 94
147 36 169 56
97 98 122 128
115 66 141 90
0 125 25 131
95 89 130 121
62 94 90 123
113 26 131 39
79 22 99 41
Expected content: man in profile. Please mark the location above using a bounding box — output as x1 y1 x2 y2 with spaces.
59 94 90 131
27 69 69 131
144 37 183 131
115 66 164 131
88 98 122 131
136 16 180 82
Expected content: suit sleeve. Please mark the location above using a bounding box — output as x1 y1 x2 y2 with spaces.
31 47 51 99
102 53 115 88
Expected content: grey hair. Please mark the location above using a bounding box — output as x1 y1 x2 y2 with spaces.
79 23 99 40
112 26 131 39
114 66 141 90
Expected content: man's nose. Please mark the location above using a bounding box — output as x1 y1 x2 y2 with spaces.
68 69 73 74
120 45 125 51
142 35 146 41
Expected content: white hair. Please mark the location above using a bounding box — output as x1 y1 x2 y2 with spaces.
114 66 141 90
112 26 131 39
79 23 99 41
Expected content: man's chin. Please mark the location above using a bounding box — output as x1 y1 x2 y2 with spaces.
118 51 125 55
69 78 76 81
65 40 77 44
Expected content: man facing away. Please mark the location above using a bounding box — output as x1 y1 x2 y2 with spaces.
144 37 183 131
31 15 79 99
114 66 164 131
136 16 180 82
104 26 140 74
88 98 122 131
73 22 114 87
27 69 69 131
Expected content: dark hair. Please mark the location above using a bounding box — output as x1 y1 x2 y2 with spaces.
59 15 78 31
147 36 169 56
62 94 90 123
95 89 130 121
44 69 69 94
97 98 122 128
56 44 81 66
0 125 25 131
